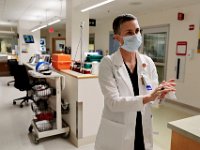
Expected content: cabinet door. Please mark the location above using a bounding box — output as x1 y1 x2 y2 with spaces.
0 62 9 76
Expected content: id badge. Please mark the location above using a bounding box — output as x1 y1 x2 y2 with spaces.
141 73 152 91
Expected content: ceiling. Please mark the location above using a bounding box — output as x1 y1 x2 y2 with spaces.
88 0 200 20
0 0 66 27
0 0 200 28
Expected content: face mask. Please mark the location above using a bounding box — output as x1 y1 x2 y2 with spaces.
121 34 142 52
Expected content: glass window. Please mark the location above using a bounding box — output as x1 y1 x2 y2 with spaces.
143 33 167 63
141 26 169 83
89 33 95 51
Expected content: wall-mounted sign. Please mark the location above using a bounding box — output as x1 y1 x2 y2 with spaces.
49 26 54 33
176 41 187 56
89 19 96 27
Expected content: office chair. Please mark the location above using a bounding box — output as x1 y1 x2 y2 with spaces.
13 64 35 108
7 59 18 86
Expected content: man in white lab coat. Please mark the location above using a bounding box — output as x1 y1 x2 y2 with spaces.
95 14 175 150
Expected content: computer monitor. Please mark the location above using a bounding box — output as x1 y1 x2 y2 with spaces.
40 38 46 53
23 35 34 43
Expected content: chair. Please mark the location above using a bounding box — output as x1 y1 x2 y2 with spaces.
13 64 35 108
7 59 18 86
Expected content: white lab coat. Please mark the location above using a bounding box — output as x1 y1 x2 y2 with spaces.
95 49 159 150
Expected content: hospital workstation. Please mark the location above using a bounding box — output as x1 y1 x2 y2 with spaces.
1 0 200 150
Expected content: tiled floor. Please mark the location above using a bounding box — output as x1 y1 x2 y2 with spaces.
0 77 198 150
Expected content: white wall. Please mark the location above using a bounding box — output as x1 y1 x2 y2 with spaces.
93 4 200 108
17 20 41 63
41 29 66 53
139 5 200 108
89 19 111 54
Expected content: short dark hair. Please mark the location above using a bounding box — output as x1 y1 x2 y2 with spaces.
112 14 137 34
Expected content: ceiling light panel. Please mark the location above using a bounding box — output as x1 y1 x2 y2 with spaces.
81 0 115 12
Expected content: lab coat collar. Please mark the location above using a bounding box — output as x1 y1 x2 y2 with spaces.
112 49 124 67
135 51 147 73
112 49 147 71
112 49 147 95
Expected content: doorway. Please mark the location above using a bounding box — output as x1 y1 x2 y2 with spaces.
52 37 65 54
141 25 169 83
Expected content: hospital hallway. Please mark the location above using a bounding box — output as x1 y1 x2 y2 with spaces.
0 77 199 150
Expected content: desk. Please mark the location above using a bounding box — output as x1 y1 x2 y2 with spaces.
168 115 200 150
28 70 62 78
24 62 36 70
25 64 69 143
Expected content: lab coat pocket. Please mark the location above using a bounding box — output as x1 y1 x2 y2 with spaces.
95 118 126 150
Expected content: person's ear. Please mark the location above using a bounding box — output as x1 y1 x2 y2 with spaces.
113 34 123 45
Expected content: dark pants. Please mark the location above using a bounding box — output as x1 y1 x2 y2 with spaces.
134 111 145 150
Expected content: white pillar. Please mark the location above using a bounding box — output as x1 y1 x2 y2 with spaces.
66 0 89 62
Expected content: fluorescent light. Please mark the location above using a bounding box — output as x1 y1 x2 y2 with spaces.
0 21 17 26
0 30 15 34
81 0 115 12
47 18 61 26
30 16 61 32
38 25 47 29
31 24 47 32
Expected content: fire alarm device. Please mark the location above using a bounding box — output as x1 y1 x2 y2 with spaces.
189 24 195 30
176 41 187 56
178 12 184 21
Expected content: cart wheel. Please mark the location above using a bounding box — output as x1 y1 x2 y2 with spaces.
32 134 39 144
20 104 23 108
28 125 33 133
13 101 16 105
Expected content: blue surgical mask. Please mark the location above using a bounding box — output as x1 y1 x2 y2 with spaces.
121 34 142 52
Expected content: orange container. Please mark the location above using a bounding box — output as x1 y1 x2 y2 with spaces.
52 60 71 70
52 54 72 70
52 54 71 61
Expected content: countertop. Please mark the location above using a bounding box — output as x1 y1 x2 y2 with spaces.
168 115 200 143
0 54 17 62
60 69 98 79
24 62 98 79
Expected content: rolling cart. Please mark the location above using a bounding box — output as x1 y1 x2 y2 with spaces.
27 70 69 144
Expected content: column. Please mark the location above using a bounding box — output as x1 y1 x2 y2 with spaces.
66 0 89 62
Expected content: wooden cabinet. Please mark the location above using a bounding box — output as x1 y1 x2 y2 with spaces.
168 115 200 150
170 131 200 150
0 61 9 76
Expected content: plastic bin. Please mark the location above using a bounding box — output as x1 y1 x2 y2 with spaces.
52 60 71 70
52 54 71 70
52 54 71 61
